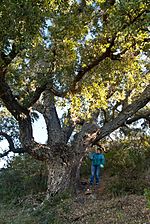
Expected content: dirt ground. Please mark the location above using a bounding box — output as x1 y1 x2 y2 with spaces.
56 188 150 224
56 174 150 224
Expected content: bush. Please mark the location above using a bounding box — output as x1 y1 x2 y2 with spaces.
144 188 150 208
0 155 47 202
80 155 91 178
106 135 150 196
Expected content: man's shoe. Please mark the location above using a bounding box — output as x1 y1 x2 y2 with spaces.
85 188 92 195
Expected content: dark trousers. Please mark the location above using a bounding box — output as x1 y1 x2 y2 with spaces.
90 165 100 185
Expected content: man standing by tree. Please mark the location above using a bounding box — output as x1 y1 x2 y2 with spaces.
89 145 105 186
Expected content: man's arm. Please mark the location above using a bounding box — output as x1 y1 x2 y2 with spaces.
101 154 105 166
89 152 94 160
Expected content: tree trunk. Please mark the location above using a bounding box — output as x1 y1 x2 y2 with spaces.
46 160 72 197
46 151 85 197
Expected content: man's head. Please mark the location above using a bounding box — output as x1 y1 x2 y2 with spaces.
93 145 103 153
96 147 103 153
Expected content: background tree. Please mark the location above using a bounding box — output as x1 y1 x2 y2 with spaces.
0 0 150 196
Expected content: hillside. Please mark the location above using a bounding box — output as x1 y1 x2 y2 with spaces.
0 141 150 224
0 172 150 224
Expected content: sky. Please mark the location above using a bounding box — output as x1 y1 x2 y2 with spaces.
0 113 48 168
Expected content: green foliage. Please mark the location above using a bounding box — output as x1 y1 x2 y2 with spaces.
0 203 37 224
0 0 51 52
1 0 149 118
0 191 72 224
80 133 150 196
0 155 47 202
32 192 72 224
144 188 150 208
106 134 150 196
80 155 91 177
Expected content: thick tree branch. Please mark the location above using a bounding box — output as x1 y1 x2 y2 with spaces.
93 84 150 143
126 110 150 125
72 110 101 153
26 83 47 108
0 131 26 158
0 149 11 158
49 8 149 99
50 9 148 98
39 90 64 145
0 74 29 121
0 132 53 161
62 111 86 143
62 111 75 143
50 36 116 97
73 36 116 90
0 44 19 66
26 48 57 107
74 8 149 89
0 71 34 144
111 90 133 119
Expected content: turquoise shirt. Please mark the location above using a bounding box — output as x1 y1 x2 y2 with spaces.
89 152 105 166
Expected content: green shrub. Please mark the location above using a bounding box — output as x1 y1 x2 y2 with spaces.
80 155 91 178
144 188 150 208
106 135 150 196
0 155 47 202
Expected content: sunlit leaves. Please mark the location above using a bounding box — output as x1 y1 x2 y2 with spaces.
0 0 45 47
0 0 149 121
70 79 108 119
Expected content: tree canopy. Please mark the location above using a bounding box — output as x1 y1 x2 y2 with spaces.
1 0 150 148
0 0 150 194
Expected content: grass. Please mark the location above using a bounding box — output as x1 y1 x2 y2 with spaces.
0 189 149 224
